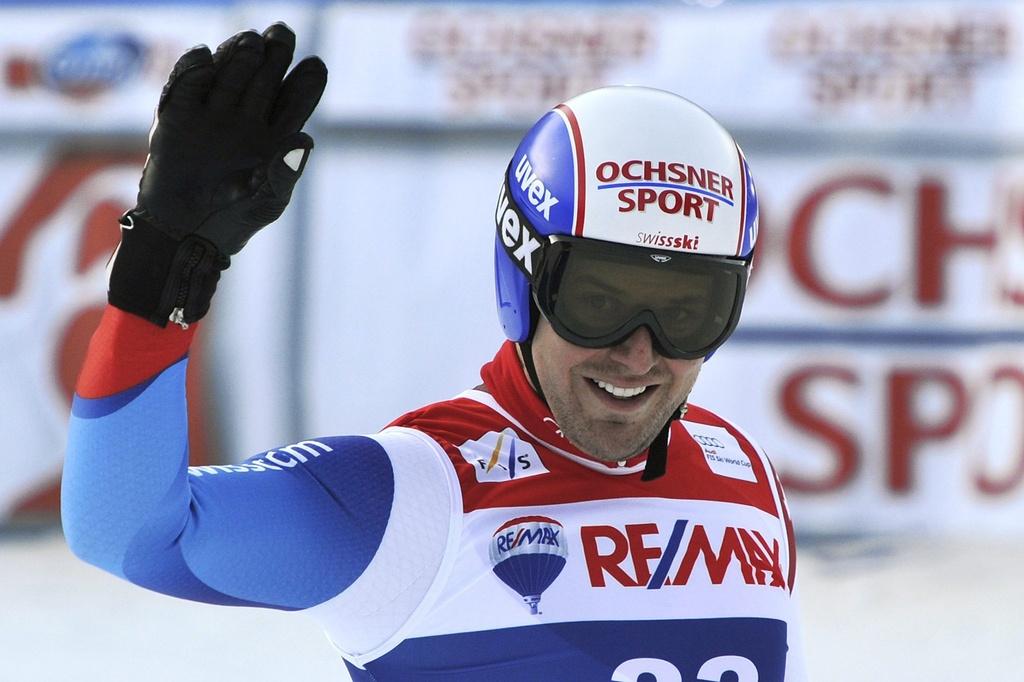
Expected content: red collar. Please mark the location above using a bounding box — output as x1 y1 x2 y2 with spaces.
479 341 651 470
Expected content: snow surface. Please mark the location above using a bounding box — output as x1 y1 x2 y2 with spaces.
1 527 1021 681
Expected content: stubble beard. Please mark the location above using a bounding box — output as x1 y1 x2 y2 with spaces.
547 371 691 463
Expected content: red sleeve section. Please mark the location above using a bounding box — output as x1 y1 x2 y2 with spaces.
76 305 198 399
771 467 799 593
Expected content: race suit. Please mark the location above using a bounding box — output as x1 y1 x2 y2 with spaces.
63 307 807 681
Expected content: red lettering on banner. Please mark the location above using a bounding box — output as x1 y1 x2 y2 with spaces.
779 366 861 493
771 12 1011 113
783 174 1022 309
974 368 1024 496
789 175 895 307
777 362 1024 498
915 179 996 305
6 56 35 88
887 369 968 493
1001 195 1024 305
410 11 654 116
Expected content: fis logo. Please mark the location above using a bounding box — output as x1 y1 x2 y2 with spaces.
580 520 786 590
457 428 549 483
489 516 567 614
513 154 560 220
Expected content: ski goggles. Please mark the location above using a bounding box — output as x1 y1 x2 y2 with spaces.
529 235 749 360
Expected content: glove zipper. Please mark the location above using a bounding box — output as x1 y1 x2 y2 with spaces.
169 307 188 329
169 243 204 330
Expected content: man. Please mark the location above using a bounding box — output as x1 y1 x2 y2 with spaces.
62 24 806 681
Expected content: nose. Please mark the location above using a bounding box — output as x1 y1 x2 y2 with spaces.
607 325 657 376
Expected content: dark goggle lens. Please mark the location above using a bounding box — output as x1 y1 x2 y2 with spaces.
539 240 746 358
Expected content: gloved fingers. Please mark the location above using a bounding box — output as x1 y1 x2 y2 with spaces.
239 23 296 121
207 30 265 112
211 29 262 66
269 56 327 133
267 132 314 195
157 45 214 113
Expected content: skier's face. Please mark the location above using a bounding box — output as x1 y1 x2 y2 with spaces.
529 317 703 462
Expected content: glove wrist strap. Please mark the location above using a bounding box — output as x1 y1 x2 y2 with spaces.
108 210 229 328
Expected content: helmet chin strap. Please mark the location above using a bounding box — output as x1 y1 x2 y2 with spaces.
519 300 549 406
518 337 548 406
641 402 688 481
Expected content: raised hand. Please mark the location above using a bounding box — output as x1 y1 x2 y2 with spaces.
109 24 327 327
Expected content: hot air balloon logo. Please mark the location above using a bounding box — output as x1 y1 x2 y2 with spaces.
489 516 568 615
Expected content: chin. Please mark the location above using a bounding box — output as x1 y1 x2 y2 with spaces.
571 425 651 462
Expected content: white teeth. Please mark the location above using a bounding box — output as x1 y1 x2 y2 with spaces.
594 379 648 399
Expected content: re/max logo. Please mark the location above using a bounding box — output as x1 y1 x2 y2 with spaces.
580 520 786 590
493 524 561 554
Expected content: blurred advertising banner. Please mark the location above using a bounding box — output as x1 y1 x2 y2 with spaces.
321 1 1024 135
0 149 197 517
0 6 231 132
0 143 296 521
300 137 510 440
0 4 315 522
692 157 1024 534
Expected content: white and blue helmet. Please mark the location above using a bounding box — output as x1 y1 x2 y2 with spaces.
494 86 759 348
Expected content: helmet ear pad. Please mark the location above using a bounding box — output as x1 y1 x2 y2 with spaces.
494 239 533 342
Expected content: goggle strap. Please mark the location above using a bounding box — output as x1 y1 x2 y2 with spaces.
495 172 546 281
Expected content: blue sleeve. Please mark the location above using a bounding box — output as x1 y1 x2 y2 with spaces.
61 356 394 610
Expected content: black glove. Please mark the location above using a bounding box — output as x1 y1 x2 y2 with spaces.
108 23 328 328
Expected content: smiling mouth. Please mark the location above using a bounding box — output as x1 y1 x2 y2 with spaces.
588 378 657 401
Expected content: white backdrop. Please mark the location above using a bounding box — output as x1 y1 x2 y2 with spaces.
302 132 511 437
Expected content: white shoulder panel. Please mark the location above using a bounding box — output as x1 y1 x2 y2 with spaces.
301 426 463 665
